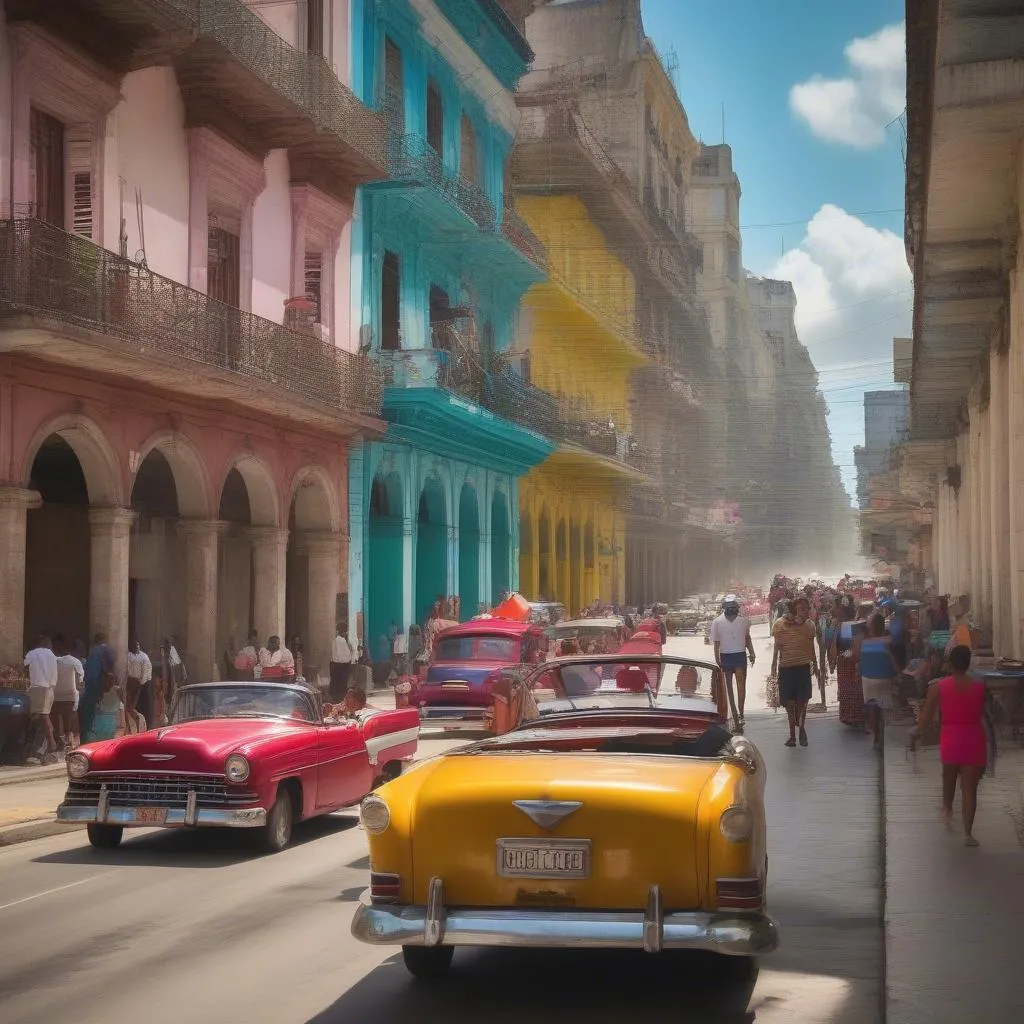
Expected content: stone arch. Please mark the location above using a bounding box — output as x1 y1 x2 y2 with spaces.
289 464 341 532
458 481 481 619
134 430 213 518
415 474 448 623
220 452 280 527
490 488 511 604
21 412 123 506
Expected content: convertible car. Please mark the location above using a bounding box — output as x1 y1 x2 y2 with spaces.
56 681 419 852
351 654 777 978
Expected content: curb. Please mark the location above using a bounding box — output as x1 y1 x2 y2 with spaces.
0 819 83 847
0 764 66 787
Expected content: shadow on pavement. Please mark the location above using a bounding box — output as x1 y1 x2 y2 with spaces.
307 948 758 1024
30 811 360 868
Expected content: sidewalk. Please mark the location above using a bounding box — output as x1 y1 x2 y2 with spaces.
883 724 1024 1024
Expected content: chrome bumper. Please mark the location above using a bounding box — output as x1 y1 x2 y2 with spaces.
351 879 778 957
417 706 491 732
56 804 267 828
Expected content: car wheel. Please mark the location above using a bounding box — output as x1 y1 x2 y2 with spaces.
87 823 123 849
259 787 294 853
718 954 757 982
402 945 454 979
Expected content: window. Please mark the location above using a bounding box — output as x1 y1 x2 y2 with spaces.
460 113 479 185
30 107 64 227
383 38 404 134
426 79 444 157
381 250 401 351
304 251 323 323
306 0 324 57
207 220 240 306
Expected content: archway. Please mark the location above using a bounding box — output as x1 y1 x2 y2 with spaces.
218 467 256 662
24 435 92 651
569 518 581 614
415 476 447 625
367 471 404 662
519 510 534 599
538 506 552 600
555 518 568 608
491 491 511 604
458 484 480 619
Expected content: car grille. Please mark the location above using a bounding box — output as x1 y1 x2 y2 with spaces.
63 773 259 808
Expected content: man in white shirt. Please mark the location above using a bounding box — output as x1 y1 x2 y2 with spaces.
709 595 755 734
52 634 84 748
24 635 58 754
329 624 353 700
126 640 154 728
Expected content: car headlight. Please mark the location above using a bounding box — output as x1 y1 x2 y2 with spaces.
719 805 753 843
225 754 250 783
359 795 391 834
66 751 90 779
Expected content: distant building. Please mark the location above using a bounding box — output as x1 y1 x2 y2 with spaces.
854 390 910 509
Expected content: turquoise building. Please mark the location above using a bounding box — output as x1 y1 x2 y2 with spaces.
348 0 552 653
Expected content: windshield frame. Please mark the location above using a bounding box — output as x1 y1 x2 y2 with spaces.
433 634 522 663
169 683 320 725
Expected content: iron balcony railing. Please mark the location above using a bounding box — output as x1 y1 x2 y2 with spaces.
0 219 384 417
501 203 548 273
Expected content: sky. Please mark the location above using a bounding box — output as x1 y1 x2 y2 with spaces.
640 0 912 499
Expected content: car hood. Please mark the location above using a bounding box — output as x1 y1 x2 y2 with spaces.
81 718 313 773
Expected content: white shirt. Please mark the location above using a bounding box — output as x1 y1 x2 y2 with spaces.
709 614 751 655
55 654 84 701
126 650 153 684
24 647 58 688
331 636 353 663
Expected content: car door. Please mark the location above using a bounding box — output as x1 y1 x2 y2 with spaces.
316 720 372 810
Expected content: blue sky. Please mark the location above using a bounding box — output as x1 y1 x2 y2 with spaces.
641 0 912 498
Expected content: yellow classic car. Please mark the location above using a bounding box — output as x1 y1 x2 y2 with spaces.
351 654 778 979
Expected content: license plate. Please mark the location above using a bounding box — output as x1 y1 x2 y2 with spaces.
134 807 168 824
497 839 590 879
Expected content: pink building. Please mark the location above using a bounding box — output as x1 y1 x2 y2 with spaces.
0 0 386 681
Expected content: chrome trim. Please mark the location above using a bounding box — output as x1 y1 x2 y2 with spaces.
425 877 445 947
86 769 228 778
56 804 268 828
418 707 490 732
185 789 198 826
351 902 779 957
512 799 582 829
496 838 591 879
364 726 420 766
97 783 109 823
643 885 663 954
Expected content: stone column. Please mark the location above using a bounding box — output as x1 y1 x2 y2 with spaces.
0 487 41 665
89 507 136 675
249 527 289 641
178 519 228 682
299 530 341 685
990 346 1011 654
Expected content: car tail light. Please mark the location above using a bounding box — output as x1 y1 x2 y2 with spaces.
369 872 401 905
716 877 763 911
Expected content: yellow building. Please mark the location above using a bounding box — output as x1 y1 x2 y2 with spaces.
513 194 649 611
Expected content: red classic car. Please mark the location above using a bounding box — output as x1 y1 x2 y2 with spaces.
56 681 419 852
405 620 548 733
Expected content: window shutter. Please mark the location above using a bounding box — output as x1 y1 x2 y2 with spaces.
66 131 93 239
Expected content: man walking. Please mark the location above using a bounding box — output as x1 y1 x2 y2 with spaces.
329 624 353 700
81 633 116 742
710 595 755 733
52 634 84 749
25 635 59 756
126 640 154 727
771 595 821 747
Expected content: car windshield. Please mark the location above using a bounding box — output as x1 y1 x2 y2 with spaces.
170 685 316 724
434 636 519 661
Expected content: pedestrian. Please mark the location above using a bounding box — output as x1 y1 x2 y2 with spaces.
126 639 154 728
233 630 260 681
709 594 755 733
911 645 991 847
329 624 353 700
81 633 116 742
52 634 84 749
855 612 898 752
24 634 59 756
770 595 820 748
257 635 295 679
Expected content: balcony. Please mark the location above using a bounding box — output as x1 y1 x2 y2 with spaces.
501 204 548 275
0 219 385 433
7 0 386 198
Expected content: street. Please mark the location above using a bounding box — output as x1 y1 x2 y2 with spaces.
0 629 883 1023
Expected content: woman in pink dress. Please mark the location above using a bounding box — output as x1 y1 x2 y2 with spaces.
911 645 988 846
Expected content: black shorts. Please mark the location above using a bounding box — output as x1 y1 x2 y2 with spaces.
779 664 813 704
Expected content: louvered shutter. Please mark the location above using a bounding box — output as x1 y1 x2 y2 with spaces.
65 130 93 239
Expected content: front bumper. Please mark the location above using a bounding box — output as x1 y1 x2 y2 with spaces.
416 705 491 732
351 879 778 957
56 803 267 828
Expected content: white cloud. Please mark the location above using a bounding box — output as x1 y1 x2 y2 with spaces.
789 23 905 148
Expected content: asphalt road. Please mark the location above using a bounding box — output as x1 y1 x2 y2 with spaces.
0 630 883 1023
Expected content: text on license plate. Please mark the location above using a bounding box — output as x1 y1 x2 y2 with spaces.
497 839 590 878
134 807 168 824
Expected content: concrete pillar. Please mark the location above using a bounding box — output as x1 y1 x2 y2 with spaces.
978 407 992 634
990 346 1011 653
402 515 414 631
0 487 41 664
178 519 228 682
300 530 341 684
1009 266 1024 657
249 527 289 641
89 507 136 676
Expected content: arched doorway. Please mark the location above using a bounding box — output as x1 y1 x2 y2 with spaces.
555 518 568 607
24 436 92 650
491 491 511 604
367 471 404 661
458 484 480 620
415 477 447 625
218 467 255 657
569 518 581 614
538 506 552 600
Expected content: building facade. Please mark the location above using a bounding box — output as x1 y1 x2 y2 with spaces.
0 0 386 680
346 0 553 653
853 388 909 509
